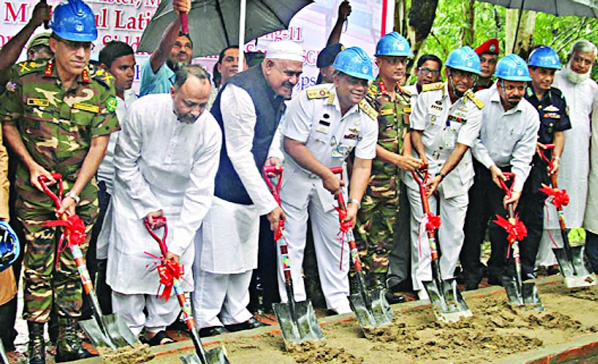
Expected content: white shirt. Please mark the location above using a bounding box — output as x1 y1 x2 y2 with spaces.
281 83 378 211
219 84 282 215
96 89 137 194
472 85 540 192
409 83 483 198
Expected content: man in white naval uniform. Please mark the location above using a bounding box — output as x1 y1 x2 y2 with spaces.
101 65 221 344
405 46 484 300
193 41 303 336
538 40 598 269
279 47 378 314
463 54 539 287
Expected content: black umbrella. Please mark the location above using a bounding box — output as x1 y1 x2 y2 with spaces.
138 0 313 58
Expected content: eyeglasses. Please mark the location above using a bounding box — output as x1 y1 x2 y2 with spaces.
60 39 95 52
380 56 407 66
450 69 477 81
419 68 440 76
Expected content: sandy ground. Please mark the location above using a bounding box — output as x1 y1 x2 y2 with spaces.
144 281 598 364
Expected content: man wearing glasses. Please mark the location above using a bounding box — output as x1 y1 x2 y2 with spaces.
354 33 421 303
474 38 500 91
0 0 119 362
462 54 539 290
405 47 483 300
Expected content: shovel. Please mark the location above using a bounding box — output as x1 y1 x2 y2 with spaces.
494 173 544 311
262 165 324 347
38 174 140 351
411 168 472 323
144 217 230 364
538 145 597 289
0 340 8 364
330 167 394 330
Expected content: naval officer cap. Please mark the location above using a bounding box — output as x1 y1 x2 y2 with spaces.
265 41 304 63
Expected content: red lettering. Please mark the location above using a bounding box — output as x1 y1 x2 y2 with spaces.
95 8 109 29
4 2 28 23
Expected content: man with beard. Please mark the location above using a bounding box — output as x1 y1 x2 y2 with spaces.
354 33 421 303
193 41 303 336
521 46 570 277
92 41 138 314
474 38 499 91
277 47 378 314
140 0 191 96
539 40 597 269
462 54 539 289
405 46 483 300
100 65 221 345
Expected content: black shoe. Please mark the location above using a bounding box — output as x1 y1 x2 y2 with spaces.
487 275 505 286
522 272 537 281
27 322 45 364
198 326 229 337
464 282 479 291
166 314 189 332
54 318 97 363
385 291 406 304
225 318 266 332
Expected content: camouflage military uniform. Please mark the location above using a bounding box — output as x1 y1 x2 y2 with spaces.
355 80 411 285
0 59 119 322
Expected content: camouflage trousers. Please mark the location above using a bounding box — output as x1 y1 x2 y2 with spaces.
355 190 400 286
17 178 98 323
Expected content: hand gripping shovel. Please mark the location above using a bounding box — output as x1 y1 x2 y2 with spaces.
262 165 324 347
330 167 394 330
538 145 597 288
38 174 139 351
144 216 230 364
410 168 472 323
493 173 544 311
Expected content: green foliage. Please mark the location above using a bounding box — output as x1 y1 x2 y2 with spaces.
407 0 598 81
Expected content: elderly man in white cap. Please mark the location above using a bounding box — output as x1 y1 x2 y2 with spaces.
193 40 304 336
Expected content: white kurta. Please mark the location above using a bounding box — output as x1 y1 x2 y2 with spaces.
537 69 598 266
101 93 222 295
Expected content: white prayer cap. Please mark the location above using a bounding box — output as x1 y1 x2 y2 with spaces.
265 41 304 63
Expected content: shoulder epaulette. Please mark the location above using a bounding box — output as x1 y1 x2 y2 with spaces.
465 90 485 109
421 82 444 92
306 88 330 100
359 99 378 120
398 85 411 97
14 60 47 76
87 66 114 89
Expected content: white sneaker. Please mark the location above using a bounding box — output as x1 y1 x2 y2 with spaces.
330 302 353 315
417 289 430 301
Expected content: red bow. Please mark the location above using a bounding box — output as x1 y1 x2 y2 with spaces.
425 212 441 232
44 214 87 269
335 206 354 233
274 220 284 241
156 259 184 301
539 186 570 209
493 214 528 244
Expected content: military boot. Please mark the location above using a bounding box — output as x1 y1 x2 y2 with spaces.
27 321 45 364
54 318 97 363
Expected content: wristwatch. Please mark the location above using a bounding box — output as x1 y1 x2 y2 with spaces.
435 171 446 180
348 198 361 209
65 191 80 205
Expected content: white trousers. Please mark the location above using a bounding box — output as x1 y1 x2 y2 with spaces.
111 291 179 336
279 187 350 311
406 184 468 291
191 267 253 328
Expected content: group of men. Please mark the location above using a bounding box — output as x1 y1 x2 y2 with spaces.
1 0 598 363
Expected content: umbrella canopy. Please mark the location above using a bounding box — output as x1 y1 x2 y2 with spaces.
476 0 598 18
138 0 313 58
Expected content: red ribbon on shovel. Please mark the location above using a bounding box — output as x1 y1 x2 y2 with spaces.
155 259 184 301
539 184 570 210
493 214 528 245
425 212 441 232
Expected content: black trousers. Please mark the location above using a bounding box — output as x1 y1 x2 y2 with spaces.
461 161 511 285
386 180 412 291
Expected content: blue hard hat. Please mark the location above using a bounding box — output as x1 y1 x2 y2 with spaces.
528 46 562 69
0 221 19 273
375 32 413 57
50 0 98 42
445 46 481 75
495 54 532 81
332 47 375 81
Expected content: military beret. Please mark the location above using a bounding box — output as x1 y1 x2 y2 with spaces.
27 32 51 50
474 38 499 56
316 43 344 68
